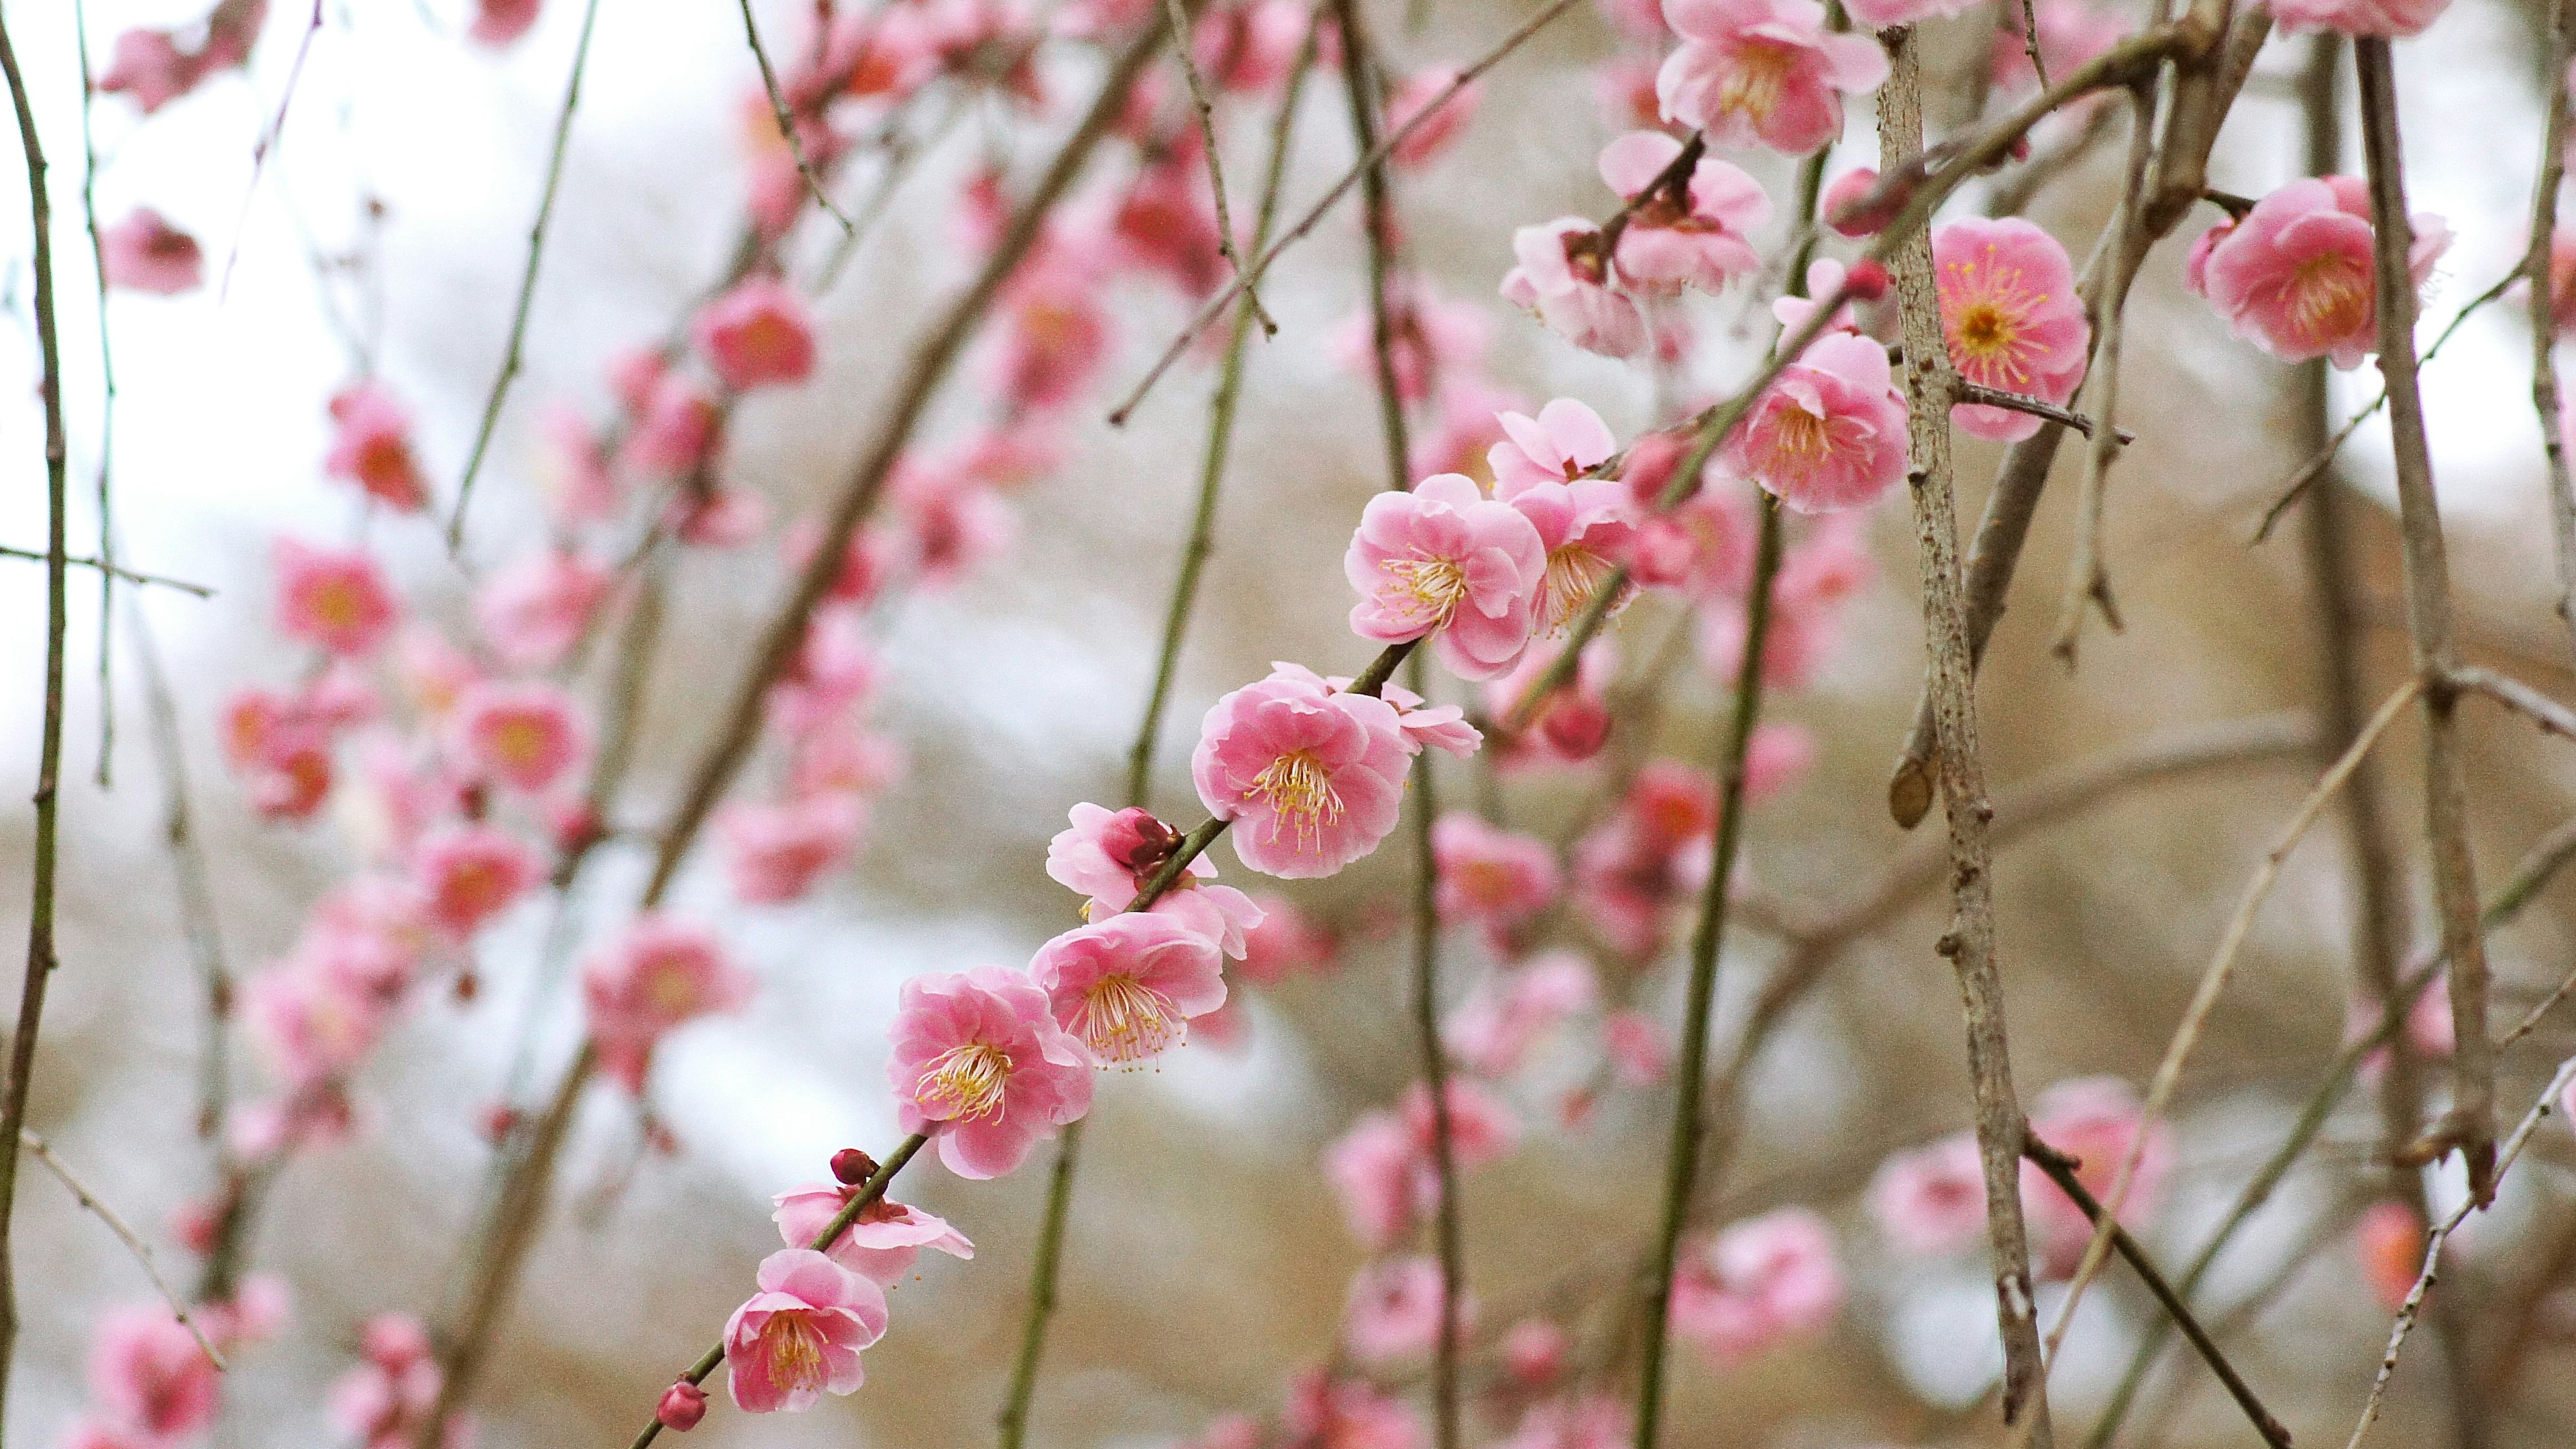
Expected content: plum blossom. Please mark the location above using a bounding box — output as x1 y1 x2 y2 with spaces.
1028 912 1228 1065
1821 166 1897 237
413 826 541 939
1488 398 1615 498
1867 1132 1987 1255
773 1162 975 1284
448 680 590 795
274 539 399 659
888 966 1093 1178
1843 0 1980 28
582 915 755 1092
1656 0 1888 155
1933 217 2090 443
327 1313 466 1449
1603 1009 1670 1084
99 208 203 294
1507 479 1638 637
2022 1076 2171 1275
2271 0 2447 36
656 1382 709 1433
1493 1397 1629 1449
1283 1371 1426 1449
1668 1207 1844 1364
1333 290 1491 404
325 383 430 512
1346 473 1548 679
718 794 866 904
2187 175 2449 369
87 1305 219 1440
1446 951 1597 1076
1402 1078 1520 1167
1430 814 1562 929
695 276 820 391
1044 802 1265 955
1723 331 1908 513
1990 0 2125 94
1500 1319 1568 1386
2355 1201 2425 1312
723 1249 890 1413
1596 132 1770 294
1385 68 1478 169
472 0 543 44
1501 219 1648 358
1191 666 1414 879
1343 1256 1465 1363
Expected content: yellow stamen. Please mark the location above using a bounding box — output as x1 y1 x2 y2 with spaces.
2286 254 2370 350
916 1041 1012 1120
1941 253 2051 388
1383 554 1471 628
1071 974 1182 1065
1716 41 1795 125
1540 545 1625 635
757 1312 829 1392
1252 749 1344 851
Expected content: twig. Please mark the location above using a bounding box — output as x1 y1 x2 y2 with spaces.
1949 380 2129 440
445 0 609 551
2357 36 2498 1201
0 5 74 1432
216 1 323 301
19 1130 223 1368
1336 0 1411 504
2530 0 2576 669
2449 664 2576 741
995 1114 1081 1449
1878 30 2054 1446
72 0 114 787
737 0 855 233
1158 0 1273 333
0 546 212 596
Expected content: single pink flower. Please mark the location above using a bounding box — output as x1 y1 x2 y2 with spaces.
718 794 866 904
2272 0 2446 36
1191 667 1413 879
1431 814 1561 928
1386 68 1477 168
1501 219 1648 358
773 1181 974 1284
582 915 755 1093
622 372 724 478
2356 1201 2425 1313
1029 912 1228 1065
1326 1112 1428 1248
1507 478 1639 637
1867 1132 1987 1255
1283 1371 1426 1449
1820 166 1896 237
2191 175 2449 369
1655 0 1888 155
1668 1207 1844 1364
1597 131 1771 294
1934 217 2090 442
242 963 386 1094
475 549 611 672
1044 802 1265 957
89 1304 219 1440
412 826 541 939
890 461 1014 587
1500 1319 1569 1386
2022 1075 2171 1276
1374 676 1485 757
1410 378 1522 483
324 383 430 512
1401 1078 1519 1168
274 538 400 659
985 247 1114 413
1192 0 1307 93
1603 1008 1670 1084
99 208 203 294
327 1311 463 1449
99 30 207 113
1722 331 1908 513
1446 949 1597 1075
888 966 1094 1178
1343 1256 1466 1363
1345 473 1548 680
448 680 590 795
1234 893 1334 984
655 1381 708 1432
695 276 820 391
723 1248 890 1413
1487 398 1616 498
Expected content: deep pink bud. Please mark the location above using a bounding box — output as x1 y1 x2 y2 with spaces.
2008 136 2033 162
1843 259 1890 301
478 1104 519 1144
1821 168 1893 237
658 1381 709 1432
1540 696 1611 760
1097 806 1185 877
830 1147 879 1186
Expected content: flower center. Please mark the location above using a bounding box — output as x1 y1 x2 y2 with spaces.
644 961 700 1016
312 580 370 632
915 1041 1012 1120
1717 40 1796 125
1941 258 2049 388
1251 749 1344 850
2286 253 2371 348
757 1311 829 1393
1384 553 1471 627
491 718 549 767
1541 544 1623 635
1071 973 1183 1064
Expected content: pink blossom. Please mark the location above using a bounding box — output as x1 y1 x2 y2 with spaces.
890 462 1014 587
1402 1078 1519 1168
1603 1009 1670 1084
274 538 399 658
790 729 906 800
99 30 205 113
448 680 590 795
1597 131 1770 293
1386 68 1477 169
622 373 723 477
1191 667 1413 879
2356 1201 2425 1312
1044 803 1265 956
1431 814 1561 928
220 686 335 822
1283 1371 1426 1449
1112 145 1227 297
1868 1132 1986 1255
718 794 865 904
2189 176 2449 369
1723 331 1908 513
99 208 203 295
412 826 541 939
1493 1397 1629 1449
1821 166 1896 237
1990 0 2125 93
986 247 1114 413
656 1381 708 1433
671 486 769 548
1500 1319 1569 1385
773 1181 975 1284
695 277 820 391
1933 218 2090 441
1375 676 1485 757
476 548 612 672
1346 473 1548 679
327 1312 463 1449
395 629 482 718
1193 0 1307 92
767 602 883 737
2271 0 2446 36
1235 893 1334 984
1501 219 1648 358
88 1304 219 1440
723 1248 889 1413
1324 1112 1432 1248
1343 1256 1464 1363
472 0 543 43
1508 478 1638 637
1410 379 1521 482
2022 1076 2171 1275
888 966 1094 1178
324 383 430 512
1487 398 1615 498
582 915 755 1093
1656 0 1888 154
1331 290 1490 405
1446 950 1597 1075
242 959 388 1096
1668 1207 1844 1364
1030 913 1228 1065
1769 255 1868 342
1843 0 1978 28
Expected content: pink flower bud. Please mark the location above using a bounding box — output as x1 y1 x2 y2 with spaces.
1540 695 1611 760
1844 259 1890 301
657 1381 709 1432
830 1148 878 1186
1821 168 1895 237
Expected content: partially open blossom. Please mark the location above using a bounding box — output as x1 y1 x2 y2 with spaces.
1402 1078 1520 1167
1507 479 1638 636
413 825 541 939
449 680 590 795
1030 912 1228 1065
275 539 399 658
2188 175 2449 369
2356 1201 2426 1312
1344 1256 1466 1363
655 1381 708 1433
1501 219 1648 359
1868 1132 1986 1255
1192 667 1414 879
723 1248 890 1413
99 207 203 294
1934 217 2090 442
1044 803 1265 957
1723 331 1908 513
324 383 430 512
1656 0 1888 155
1346 473 1548 679
1488 398 1615 498
1597 132 1770 294
773 1179 975 1284
889 966 1093 1178
1377 676 1486 757
1386 68 1477 169
695 277 819 391
89 1305 219 1440
1432 814 1562 928
476 548 612 672
583 915 755 1092
1821 167 1898 237
2272 0 2446 36
718 794 866 904
1668 1208 1844 1364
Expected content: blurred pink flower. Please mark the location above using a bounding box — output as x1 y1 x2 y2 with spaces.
1655 0 1887 154
1283 1371 1426 1449
472 0 543 44
99 208 203 294
324 383 430 512
1332 289 1489 405
2356 1201 2426 1313
1603 1008 1671 1085
888 966 1093 1178
696 277 820 391
1385 68 1477 169
327 1312 465 1449
1343 1256 1464 1362
476 548 612 672
1669 1207 1844 1364
2021 1076 2172 1276
1868 1132 1987 1255
88 1304 219 1440
1324 1112 1432 1248
718 794 865 904
1234 893 1334 984
1990 0 2125 94
1401 1078 1520 1168
1431 814 1561 929
622 373 724 477
274 538 399 659
448 680 590 796
1446 950 1597 1075
1029 912 1228 1065
723 1248 889 1413
1501 219 1648 358
1191 667 1413 879
1492 1396 1629 1449
2272 0 2445 36
582 915 755 1093
413 826 541 939
1499 1318 1568 1385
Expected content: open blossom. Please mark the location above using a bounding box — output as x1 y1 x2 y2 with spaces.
324 382 430 512
1656 0 1888 155
1377 676 1485 757
1431 814 1561 929
1723 331 1908 513
724 1248 890 1413
1934 218 2090 443
2022 1076 2172 1275
1446 951 1597 1075
1868 1132 1987 1255
1192 667 1413 879
1501 219 1648 359
774 1171 974 1285
2187 175 2449 369
1668 1208 1844 1364
1029 913 1228 1065
1346 473 1548 680
413 825 541 939
275 539 399 658
583 915 754 1092
1596 132 1770 294
2356 1201 2426 1312
99 207 203 294
1488 398 1615 498
243 960 388 1092
695 276 819 391
889 967 1093 1178
1344 1256 1467 1363
448 680 590 795
89 1304 219 1440
327 1313 464 1449
1509 479 1638 636
2271 0 2446 36
623 372 723 477
718 794 865 904
1044 803 1265 957
476 548 611 671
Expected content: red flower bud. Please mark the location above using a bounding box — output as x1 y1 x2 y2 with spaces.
830 1147 880 1186
657 1381 709 1432
1844 259 1891 302
1540 696 1612 760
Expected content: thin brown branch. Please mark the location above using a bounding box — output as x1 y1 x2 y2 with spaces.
0 545 211 596
738 0 856 233
1159 0 1273 333
2449 663 2576 741
19 1130 223 1368
2529 0 2576 669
